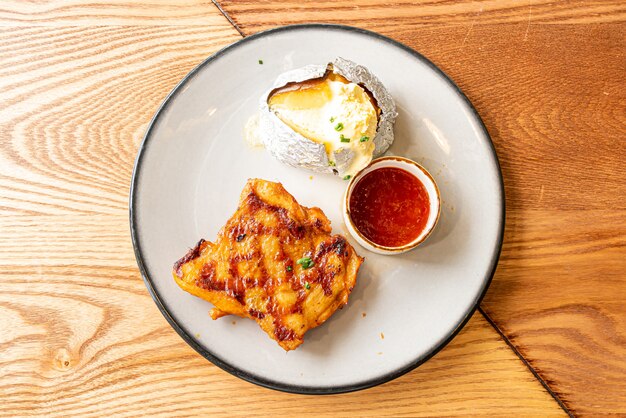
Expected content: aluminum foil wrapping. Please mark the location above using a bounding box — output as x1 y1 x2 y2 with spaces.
259 57 397 176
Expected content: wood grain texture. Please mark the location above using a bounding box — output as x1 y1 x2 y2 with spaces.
0 256 565 417
0 23 239 216
483 209 626 413
0 4 565 416
218 0 626 34
218 2 626 415
0 1 224 26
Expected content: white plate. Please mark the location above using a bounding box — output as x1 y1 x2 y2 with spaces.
130 24 504 394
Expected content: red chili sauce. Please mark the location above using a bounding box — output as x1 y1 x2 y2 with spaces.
349 167 430 247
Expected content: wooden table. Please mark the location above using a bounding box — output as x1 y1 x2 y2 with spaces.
1 1 624 416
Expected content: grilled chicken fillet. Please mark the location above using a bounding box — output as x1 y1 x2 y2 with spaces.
173 179 363 350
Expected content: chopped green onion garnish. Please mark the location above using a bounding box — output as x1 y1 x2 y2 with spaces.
258 59 263 64
340 134 350 143
334 122 344 131
329 161 336 167
329 117 335 123
359 136 370 142
343 175 352 180
296 257 314 269
286 266 292 272
305 282 311 290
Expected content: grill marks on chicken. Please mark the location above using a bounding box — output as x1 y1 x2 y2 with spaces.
173 179 363 350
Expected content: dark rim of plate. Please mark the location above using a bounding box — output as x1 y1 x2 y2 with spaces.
129 23 506 395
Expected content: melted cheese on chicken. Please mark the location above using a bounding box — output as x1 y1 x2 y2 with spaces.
268 73 378 176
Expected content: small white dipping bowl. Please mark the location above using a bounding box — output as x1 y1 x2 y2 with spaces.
343 156 441 255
